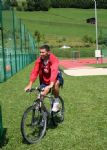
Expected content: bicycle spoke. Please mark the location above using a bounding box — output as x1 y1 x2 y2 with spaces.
21 105 47 144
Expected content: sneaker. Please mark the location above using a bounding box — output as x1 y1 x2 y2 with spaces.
52 102 59 112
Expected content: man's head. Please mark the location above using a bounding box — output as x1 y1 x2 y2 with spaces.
39 45 50 59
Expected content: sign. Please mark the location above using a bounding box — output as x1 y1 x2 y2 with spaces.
95 50 101 58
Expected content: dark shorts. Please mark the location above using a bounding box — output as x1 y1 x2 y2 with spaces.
57 71 64 87
40 71 64 89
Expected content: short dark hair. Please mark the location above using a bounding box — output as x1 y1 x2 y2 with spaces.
40 45 50 52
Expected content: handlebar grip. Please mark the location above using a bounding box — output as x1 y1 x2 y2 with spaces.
25 87 44 93
26 88 35 92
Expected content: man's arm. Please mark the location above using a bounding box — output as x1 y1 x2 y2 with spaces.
50 54 59 83
24 58 40 91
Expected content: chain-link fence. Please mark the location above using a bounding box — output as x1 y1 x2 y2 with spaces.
0 0 38 82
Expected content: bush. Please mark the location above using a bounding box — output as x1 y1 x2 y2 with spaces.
98 35 107 46
82 35 94 47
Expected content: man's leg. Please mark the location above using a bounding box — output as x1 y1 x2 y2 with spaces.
52 80 60 112
52 80 60 97
40 83 50 96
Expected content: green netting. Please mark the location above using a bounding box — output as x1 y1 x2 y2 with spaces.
102 48 107 63
0 0 38 82
0 1 1 26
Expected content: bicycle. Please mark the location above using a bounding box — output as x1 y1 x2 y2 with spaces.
21 87 64 144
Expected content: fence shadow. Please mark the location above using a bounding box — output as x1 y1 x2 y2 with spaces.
0 128 9 148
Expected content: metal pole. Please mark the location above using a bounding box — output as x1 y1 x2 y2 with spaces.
93 0 98 50
0 0 6 81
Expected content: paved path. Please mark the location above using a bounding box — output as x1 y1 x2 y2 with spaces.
59 58 107 76
64 67 107 76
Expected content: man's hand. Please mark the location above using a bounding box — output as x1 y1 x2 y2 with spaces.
24 81 33 92
41 85 51 96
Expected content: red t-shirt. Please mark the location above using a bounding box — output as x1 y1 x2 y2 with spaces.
30 53 59 84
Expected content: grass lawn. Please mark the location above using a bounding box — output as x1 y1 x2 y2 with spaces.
89 63 107 68
0 62 107 149
16 8 107 47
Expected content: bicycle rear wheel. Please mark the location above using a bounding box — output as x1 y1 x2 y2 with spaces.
21 103 47 144
51 96 64 126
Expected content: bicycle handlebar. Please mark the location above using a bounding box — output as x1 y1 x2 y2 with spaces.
26 88 35 93
26 87 44 93
25 87 53 101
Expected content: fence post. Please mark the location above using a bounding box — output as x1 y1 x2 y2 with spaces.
12 7 17 73
72 51 80 60
19 19 22 70
10 53 13 76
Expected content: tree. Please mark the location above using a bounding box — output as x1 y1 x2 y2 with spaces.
11 0 18 7
25 0 107 10
22 2 27 11
26 0 35 11
39 0 51 11
3 0 11 10
26 0 51 11
34 30 41 48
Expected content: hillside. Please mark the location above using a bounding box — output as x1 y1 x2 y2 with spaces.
16 8 107 49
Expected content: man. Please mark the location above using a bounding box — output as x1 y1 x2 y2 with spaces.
25 45 63 112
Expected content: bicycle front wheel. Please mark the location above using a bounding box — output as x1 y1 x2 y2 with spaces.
51 96 65 126
21 104 47 144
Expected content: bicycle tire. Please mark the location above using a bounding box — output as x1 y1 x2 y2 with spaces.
51 96 65 126
21 103 47 144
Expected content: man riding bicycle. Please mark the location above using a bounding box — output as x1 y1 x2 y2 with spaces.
25 45 63 112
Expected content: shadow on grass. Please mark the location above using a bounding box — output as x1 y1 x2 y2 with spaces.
0 128 9 148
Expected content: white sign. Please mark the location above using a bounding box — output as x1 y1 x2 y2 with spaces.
95 50 101 57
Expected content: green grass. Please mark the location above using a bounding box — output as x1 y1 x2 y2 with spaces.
17 8 94 38
89 63 107 68
16 8 107 44
0 62 107 149
15 8 107 56
2 8 107 58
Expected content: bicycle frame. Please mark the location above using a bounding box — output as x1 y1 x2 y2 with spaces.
29 87 55 116
21 87 64 144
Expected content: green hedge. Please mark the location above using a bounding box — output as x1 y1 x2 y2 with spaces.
52 47 95 58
